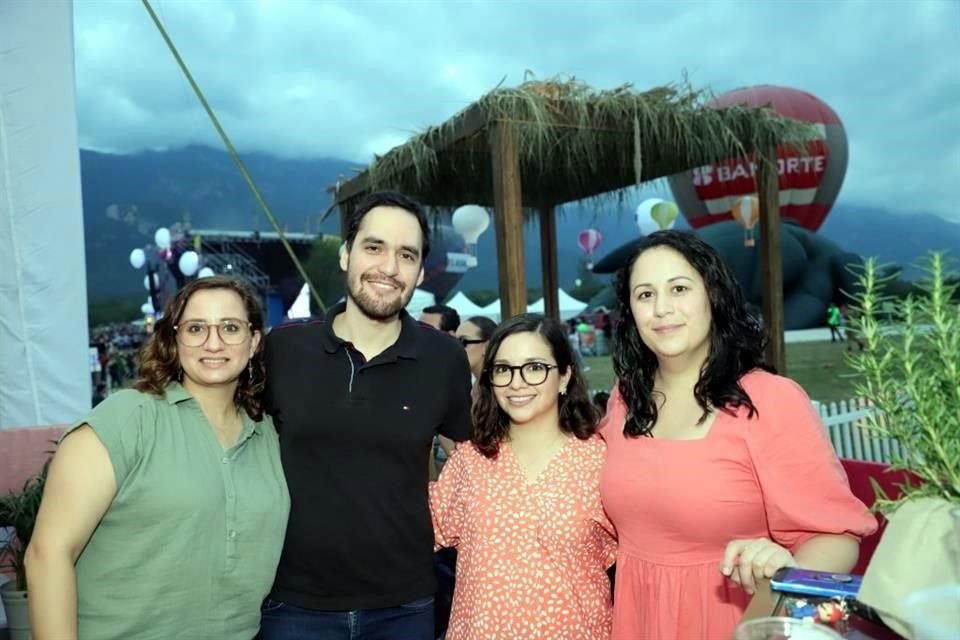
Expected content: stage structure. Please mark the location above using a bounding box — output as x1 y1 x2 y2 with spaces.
190 229 318 325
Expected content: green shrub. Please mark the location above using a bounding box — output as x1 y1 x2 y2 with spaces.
847 252 959 512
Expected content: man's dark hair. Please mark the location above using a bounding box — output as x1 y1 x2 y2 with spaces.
422 304 460 333
464 316 497 341
345 190 431 261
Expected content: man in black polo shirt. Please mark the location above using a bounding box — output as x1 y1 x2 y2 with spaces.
260 191 472 640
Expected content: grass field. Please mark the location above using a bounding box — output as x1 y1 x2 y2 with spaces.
583 340 861 403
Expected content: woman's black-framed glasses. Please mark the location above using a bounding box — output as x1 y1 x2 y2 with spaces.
458 336 487 347
174 320 252 347
488 362 558 387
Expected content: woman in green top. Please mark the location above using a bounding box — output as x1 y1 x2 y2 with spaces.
26 276 290 640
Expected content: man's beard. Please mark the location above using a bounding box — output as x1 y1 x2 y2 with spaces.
347 273 414 321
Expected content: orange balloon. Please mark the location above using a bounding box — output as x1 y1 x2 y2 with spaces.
731 195 760 230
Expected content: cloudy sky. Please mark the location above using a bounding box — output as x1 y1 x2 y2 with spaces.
72 0 959 221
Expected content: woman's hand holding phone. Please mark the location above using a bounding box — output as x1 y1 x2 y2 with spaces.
721 537 797 595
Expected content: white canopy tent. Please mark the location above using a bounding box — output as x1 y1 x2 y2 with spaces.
477 300 504 323
526 289 589 321
0 1 91 428
444 291 490 321
476 289 588 323
406 288 437 319
285 286 437 322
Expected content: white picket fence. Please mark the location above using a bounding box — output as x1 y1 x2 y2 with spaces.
813 398 905 463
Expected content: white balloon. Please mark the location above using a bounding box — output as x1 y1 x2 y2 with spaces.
178 251 200 276
141 299 155 314
635 198 664 236
129 248 146 269
154 227 171 250
198 266 215 278
143 273 160 291
452 205 490 244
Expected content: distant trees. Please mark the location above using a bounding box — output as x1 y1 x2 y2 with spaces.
304 235 346 314
88 296 143 327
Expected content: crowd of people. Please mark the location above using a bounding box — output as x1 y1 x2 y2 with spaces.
26 190 875 640
88 323 148 405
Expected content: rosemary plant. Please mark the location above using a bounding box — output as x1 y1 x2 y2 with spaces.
846 252 960 512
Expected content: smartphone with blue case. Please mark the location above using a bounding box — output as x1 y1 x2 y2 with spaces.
770 567 862 599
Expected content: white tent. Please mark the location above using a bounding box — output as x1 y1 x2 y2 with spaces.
475 290 589 324
526 289 588 321
478 300 503 323
286 286 438 322
1 1 91 428
406 288 437 318
444 291 489 320
286 283 313 320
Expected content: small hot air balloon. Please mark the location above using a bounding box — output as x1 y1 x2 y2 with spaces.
635 198 663 235
635 198 680 235
451 204 491 268
452 205 491 246
668 85 847 232
731 195 760 247
578 228 603 269
651 201 679 231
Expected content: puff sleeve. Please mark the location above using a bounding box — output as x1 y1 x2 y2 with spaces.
744 373 878 550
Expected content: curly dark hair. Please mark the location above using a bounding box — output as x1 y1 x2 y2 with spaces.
134 275 267 420
473 313 599 458
612 230 772 437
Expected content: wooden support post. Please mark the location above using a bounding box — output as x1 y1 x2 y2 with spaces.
338 202 350 239
758 145 786 374
490 121 526 320
539 205 559 321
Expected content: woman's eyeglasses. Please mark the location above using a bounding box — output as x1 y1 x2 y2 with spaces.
488 362 558 387
174 320 252 346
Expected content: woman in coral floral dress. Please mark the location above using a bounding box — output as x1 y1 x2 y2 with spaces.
600 230 877 640
431 313 617 640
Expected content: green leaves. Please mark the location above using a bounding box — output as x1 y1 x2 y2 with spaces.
0 456 50 591
847 253 960 512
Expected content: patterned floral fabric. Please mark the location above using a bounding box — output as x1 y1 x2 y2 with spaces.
430 436 617 640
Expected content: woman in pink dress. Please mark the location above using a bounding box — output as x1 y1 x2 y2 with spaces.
431 313 617 640
600 230 877 640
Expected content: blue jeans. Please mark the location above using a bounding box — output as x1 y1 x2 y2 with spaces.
258 595 435 640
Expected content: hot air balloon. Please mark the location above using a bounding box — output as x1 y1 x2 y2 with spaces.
668 85 847 232
731 195 760 247
635 198 680 235
651 201 679 231
452 205 490 246
578 228 602 269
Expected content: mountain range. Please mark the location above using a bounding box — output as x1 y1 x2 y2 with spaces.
79 146 959 300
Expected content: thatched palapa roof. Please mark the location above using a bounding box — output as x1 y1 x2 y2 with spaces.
326 74 803 372
330 74 814 210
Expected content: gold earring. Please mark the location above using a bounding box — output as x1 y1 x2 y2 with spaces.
247 361 253 379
